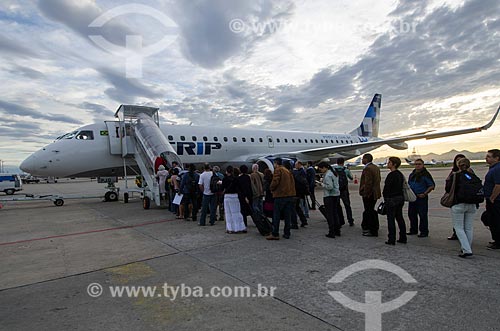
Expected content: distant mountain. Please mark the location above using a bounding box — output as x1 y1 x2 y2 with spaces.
374 150 487 164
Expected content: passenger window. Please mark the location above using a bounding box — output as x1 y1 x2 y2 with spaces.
242 137 246 142
214 137 218 142
315 139 319 143
259 138 263 143
284 139 288 143
192 136 197 141
251 138 255 142
304 139 307 143
75 131 94 140
341 140 344 143
292 139 295 143
276 138 281 143
224 137 228 142
168 135 174 140
180 136 186 141
336 140 339 143
298 139 302 143
268 137 273 143
233 137 237 142
203 136 208 141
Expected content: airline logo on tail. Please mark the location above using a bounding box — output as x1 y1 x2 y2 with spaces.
351 94 381 138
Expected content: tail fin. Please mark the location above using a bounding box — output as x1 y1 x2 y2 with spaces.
350 94 381 138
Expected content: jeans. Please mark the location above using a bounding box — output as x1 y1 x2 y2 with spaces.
408 196 429 235
339 189 354 223
361 197 379 235
291 197 308 227
386 197 406 243
252 197 263 216
272 197 293 237
451 203 476 254
199 194 216 225
486 200 500 243
324 196 341 235
301 198 309 217
183 193 198 222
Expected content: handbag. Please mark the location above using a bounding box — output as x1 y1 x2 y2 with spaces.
440 173 456 208
377 201 387 215
403 180 417 202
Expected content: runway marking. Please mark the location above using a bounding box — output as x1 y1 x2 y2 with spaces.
0 218 178 247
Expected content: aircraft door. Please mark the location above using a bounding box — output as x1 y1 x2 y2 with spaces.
267 135 274 148
105 121 122 155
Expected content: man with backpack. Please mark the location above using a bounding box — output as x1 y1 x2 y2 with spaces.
180 163 200 222
292 161 309 228
198 163 216 226
334 158 354 226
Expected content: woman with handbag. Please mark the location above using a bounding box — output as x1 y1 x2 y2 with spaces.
445 158 479 258
383 157 407 245
445 154 466 240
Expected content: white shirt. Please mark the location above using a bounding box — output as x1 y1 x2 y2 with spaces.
198 171 214 195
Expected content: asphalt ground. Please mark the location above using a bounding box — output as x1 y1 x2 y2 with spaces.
0 167 498 331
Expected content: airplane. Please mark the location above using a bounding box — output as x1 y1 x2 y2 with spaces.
404 158 437 166
20 94 500 181
345 157 362 168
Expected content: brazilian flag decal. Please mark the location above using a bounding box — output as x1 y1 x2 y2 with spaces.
100 130 109 136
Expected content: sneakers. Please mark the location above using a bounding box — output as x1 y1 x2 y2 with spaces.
458 253 473 258
266 235 279 240
486 243 500 250
282 234 290 239
325 233 335 238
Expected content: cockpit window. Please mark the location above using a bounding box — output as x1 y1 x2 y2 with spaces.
57 130 78 140
75 131 94 140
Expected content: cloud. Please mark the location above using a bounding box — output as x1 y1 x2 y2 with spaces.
170 0 295 68
0 100 83 124
97 68 165 103
0 34 39 57
38 0 132 47
7 64 46 79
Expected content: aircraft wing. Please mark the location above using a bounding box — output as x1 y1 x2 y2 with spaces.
285 104 500 157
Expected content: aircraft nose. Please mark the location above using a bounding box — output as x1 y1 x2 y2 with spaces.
20 155 37 174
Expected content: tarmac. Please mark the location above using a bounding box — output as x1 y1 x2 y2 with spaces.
0 167 499 331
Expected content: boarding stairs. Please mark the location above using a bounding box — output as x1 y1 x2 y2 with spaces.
113 105 183 208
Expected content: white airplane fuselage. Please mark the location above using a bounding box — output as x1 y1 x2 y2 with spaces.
20 122 374 178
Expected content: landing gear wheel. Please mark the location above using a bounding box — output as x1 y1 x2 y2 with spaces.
108 191 118 202
5 189 15 195
143 196 151 209
123 192 129 203
104 191 118 202
54 199 64 207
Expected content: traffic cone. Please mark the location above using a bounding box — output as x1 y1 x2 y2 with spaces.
354 175 358 184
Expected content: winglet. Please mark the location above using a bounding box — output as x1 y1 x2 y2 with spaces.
479 104 500 130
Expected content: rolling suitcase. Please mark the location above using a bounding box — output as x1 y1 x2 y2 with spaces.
315 200 328 221
252 213 273 236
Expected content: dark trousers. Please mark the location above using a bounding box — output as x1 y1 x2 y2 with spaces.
309 185 316 209
487 200 500 242
386 200 407 243
339 189 354 223
324 196 341 235
292 197 308 226
408 196 429 235
199 194 216 225
183 193 198 222
272 197 293 237
361 197 379 235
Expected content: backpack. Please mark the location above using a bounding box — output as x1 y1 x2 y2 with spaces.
185 172 198 194
335 167 348 191
293 171 309 196
209 173 221 193
455 171 484 204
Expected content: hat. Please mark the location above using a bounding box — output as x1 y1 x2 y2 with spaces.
158 165 165 171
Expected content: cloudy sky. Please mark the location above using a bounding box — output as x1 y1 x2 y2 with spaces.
1 0 499 170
